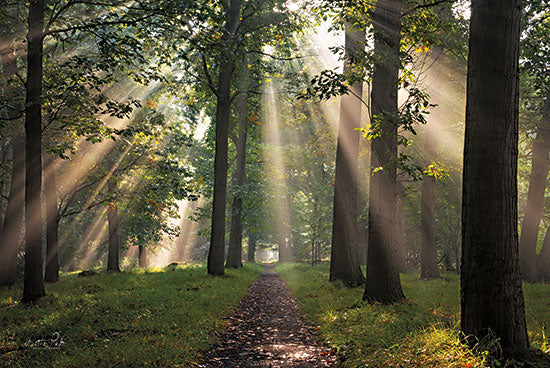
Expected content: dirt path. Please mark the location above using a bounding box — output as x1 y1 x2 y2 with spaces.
198 267 336 367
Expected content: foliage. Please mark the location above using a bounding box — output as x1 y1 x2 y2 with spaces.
0 264 262 367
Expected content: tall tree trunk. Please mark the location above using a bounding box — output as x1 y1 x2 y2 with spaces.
247 232 256 263
207 0 241 276
460 0 529 356
329 22 366 287
22 0 45 304
226 88 248 268
107 179 120 272
420 131 440 279
0 136 24 287
519 104 550 282
44 154 59 283
138 246 147 268
363 0 405 304
536 227 550 282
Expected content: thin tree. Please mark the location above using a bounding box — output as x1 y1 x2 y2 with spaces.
207 0 242 276
519 102 550 282
420 129 439 279
329 21 366 287
0 136 24 287
107 178 120 272
247 232 256 263
363 0 405 304
460 0 529 355
44 154 60 282
226 80 249 268
22 0 46 303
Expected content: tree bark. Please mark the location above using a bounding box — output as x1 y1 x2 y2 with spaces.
420 131 440 279
247 232 256 263
107 179 120 272
22 0 46 304
226 88 248 268
363 0 405 304
0 136 25 287
329 22 366 287
138 246 147 268
519 105 550 282
207 0 241 276
460 0 529 356
44 154 59 283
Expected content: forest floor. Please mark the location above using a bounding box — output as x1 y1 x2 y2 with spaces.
277 263 550 368
198 264 337 367
0 264 262 367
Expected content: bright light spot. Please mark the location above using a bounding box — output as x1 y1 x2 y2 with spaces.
452 0 471 20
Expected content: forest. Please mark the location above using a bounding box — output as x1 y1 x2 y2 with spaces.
1 0 550 367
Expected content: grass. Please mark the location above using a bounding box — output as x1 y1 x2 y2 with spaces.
277 263 550 368
0 263 262 368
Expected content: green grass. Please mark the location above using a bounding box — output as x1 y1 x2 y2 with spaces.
277 263 550 368
0 263 262 368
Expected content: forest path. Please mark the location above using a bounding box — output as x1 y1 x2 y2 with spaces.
198 264 336 367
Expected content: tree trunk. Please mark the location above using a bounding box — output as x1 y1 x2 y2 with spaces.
363 0 405 304
247 232 256 263
22 0 46 304
138 246 147 268
207 0 241 276
420 131 440 279
519 107 550 282
0 136 24 287
536 227 550 282
44 154 59 283
329 22 366 287
226 88 248 268
107 179 120 272
460 0 529 356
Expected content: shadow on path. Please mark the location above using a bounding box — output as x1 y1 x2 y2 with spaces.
199 265 336 367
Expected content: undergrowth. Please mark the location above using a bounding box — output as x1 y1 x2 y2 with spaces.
0 263 262 368
277 263 550 368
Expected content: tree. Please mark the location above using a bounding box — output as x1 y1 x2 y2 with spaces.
519 125 550 282
107 179 120 272
460 0 529 356
44 153 60 282
0 136 24 287
247 232 257 263
0 3 26 286
22 0 46 304
329 21 366 287
420 129 439 279
363 0 406 304
226 79 249 268
207 0 242 276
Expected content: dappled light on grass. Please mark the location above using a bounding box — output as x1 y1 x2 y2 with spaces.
0 264 262 367
277 263 550 367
